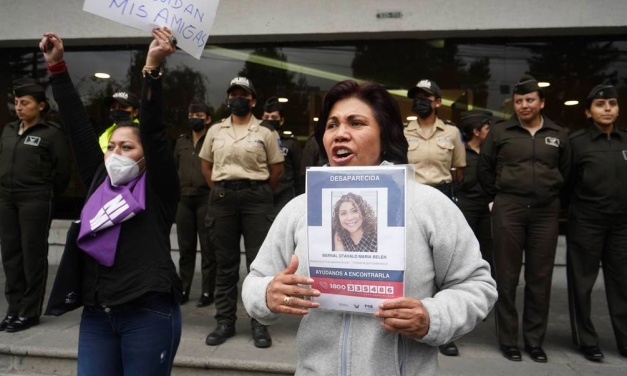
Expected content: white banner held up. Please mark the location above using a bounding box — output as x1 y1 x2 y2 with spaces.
83 0 219 59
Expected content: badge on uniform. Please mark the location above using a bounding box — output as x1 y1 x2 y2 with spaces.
545 137 560 147
24 135 41 146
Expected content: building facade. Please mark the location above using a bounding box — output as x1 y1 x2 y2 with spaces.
1 0 626 216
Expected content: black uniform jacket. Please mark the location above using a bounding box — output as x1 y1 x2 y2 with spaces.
477 115 570 207
50 69 182 307
174 132 210 196
457 145 491 208
568 124 627 216
0 119 71 195
277 134 303 195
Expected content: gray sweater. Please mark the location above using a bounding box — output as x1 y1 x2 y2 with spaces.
243 180 497 376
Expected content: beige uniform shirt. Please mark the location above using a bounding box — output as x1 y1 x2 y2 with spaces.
404 118 466 185
198 116 284 181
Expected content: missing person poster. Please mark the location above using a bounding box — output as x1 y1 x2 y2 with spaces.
306 165 408 314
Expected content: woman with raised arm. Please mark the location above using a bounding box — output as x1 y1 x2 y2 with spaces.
40 28 182 375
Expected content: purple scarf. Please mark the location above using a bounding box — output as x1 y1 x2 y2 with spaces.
76 173 147 266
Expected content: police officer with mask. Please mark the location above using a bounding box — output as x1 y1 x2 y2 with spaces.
404 79 465 199
199 77 284 348
98 90 140 152
261 96 303 213
174 101 216 307
0 78 72 332
566 81 627 361
404 79 465 357
478 75 570 363
458 110 494 275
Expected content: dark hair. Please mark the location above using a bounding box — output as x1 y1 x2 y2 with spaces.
332 193 377 239
263 96 284 118
112 120 140 138
315 80 408 165
460 122 483 142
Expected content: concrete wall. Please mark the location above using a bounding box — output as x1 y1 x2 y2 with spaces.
1 0 626 48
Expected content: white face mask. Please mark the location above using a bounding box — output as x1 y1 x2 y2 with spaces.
105 153 144 187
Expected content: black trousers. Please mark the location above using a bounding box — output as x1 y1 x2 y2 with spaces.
566 206 627 351
0 190 53 318
175 194 216 298
492 196 560 347
207 183 274 325
272 187 295 216
458 199 494 276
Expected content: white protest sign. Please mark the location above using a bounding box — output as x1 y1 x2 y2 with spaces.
83 0 219 59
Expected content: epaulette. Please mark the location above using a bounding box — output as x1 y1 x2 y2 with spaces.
443 119 457 126
569 129 587 139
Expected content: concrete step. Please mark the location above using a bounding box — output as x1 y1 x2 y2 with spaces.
0 264 297 376
0 264 622 376
0 352 293 376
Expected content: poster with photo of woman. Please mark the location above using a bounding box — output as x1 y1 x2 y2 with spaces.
331 191 378 252
306 165 409 314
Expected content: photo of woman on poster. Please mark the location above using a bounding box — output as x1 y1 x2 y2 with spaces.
332 192 377 252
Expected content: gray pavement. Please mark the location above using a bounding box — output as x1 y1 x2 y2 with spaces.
1 230 626 374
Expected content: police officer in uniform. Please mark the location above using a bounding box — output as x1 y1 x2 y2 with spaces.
404 79 465 199
98 90 140 152
566 81 627 361
174 101 216 307
199 77 284 348
458 110 494 274
261 96 303 213
404 79 465 357
478 75 570 363
0 78 72 332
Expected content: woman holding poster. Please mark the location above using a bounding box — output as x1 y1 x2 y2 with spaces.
243 80 497 375
40 29 182 375
332 192 377 252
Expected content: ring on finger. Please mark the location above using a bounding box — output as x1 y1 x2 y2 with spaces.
282 296 292 307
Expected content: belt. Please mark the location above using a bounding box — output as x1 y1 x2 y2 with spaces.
429 181 455 200
217 180 266 191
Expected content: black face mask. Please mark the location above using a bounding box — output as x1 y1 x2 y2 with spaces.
188 118 206 132
411 98 434 118
264 119 281 130
227 97 251 117
109 109 132 123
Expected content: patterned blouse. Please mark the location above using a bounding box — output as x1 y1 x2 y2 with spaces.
339 230 377 252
